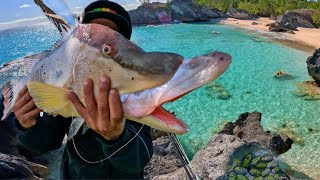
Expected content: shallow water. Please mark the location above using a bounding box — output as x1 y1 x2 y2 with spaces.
0 22 319 178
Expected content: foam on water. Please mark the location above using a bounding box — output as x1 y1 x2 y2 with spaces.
0 23 319 178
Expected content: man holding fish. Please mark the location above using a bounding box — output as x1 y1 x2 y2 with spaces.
3 1 153 179
0 0 231 179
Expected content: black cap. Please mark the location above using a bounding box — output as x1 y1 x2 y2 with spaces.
82 0 132 39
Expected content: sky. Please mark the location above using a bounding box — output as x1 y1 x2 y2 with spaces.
0 0 165 26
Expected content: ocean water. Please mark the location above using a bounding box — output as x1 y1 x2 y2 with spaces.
0 22 319 178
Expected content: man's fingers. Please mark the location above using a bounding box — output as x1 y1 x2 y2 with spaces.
68 91 88 121
98 75 111 129
109 89 124 128
12 91 32 112
14 100 37 118
17 86 28 99
83 79 97 119
19 108 41 128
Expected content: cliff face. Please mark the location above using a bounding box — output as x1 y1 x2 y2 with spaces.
128 0 224 25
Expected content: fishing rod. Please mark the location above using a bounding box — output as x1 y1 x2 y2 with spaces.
169 133 200 180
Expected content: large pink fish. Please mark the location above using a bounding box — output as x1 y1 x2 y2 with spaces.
1 1 232 135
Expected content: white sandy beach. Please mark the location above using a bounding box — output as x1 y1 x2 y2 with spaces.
219 17 320 50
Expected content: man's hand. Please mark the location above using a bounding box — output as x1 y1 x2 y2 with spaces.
12 87 42 128
68 75 125 141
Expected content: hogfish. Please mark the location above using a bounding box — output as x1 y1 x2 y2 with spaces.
1 0 232 135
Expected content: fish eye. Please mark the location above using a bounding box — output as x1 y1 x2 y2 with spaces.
102 45 112 55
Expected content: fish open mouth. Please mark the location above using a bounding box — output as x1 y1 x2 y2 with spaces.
123 51 232 134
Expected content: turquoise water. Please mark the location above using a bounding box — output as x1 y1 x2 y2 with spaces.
1 23 319 178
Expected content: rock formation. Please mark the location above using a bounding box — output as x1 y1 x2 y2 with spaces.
306 48 320 85
227 8 255 20
273 71 295 80
219 112 293 155
270 9 316 33
145 112 295 179
0 117 49 179
128 0 224 25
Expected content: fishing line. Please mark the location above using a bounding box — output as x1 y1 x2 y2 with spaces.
169 133 199 180
72 124 144 164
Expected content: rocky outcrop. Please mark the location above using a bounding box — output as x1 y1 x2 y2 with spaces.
0 153 48 179
306 48 320 85
168 0 221 22
219 112 293 155
269 22 298 33
227 8 255 20
144 136 183 179
270 9 316 32
0 117 49 179
146 112 294 179
152 135 246 180
278 9 316 29
128 0 224 25
129 3 172 25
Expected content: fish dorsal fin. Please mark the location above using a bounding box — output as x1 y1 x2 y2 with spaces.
50 38 64 51
34 0 78 36
27 82 80 118
0 51 49 88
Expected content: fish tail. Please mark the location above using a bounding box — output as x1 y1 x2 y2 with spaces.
1 78 26 120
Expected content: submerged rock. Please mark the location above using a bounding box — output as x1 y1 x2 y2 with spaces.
274 71 295 80
296 81 320 100
205 82 232 100
306 48 320 85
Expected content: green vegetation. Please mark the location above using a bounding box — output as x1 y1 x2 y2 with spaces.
196 0 320 27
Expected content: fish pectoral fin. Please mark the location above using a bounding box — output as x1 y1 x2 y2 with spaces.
27 82 80 118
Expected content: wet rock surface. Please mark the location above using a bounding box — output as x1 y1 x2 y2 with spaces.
219 112 293 155
306 48 320 85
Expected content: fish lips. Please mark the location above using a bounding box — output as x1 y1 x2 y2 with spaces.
122 51 232 134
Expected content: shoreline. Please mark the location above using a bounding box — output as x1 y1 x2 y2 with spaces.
218 17 320 52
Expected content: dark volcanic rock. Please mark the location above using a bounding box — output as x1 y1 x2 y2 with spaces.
270 9 316 33
277 9 316 29
306 49 320 85
227 8 255 20
128 0 223 25
0 153 48 179
144 136 183 180
269 22 298 32
219 112 293 155
169 0 221 22
129 3 172 25
0 99 49 179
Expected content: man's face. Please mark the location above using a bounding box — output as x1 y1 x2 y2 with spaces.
88 18 120 32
